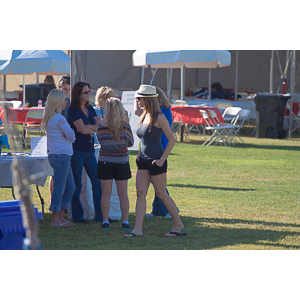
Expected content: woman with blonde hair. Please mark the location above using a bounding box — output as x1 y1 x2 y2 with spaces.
42 89 76 227
125 85 186 237
94 86 114 119
96 97 134 230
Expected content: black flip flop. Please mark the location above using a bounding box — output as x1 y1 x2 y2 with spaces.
124 232 144 238
165 231 187 237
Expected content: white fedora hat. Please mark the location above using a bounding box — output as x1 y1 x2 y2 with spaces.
135 84 158 98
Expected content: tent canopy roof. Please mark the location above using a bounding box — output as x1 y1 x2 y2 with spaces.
132 50 231 69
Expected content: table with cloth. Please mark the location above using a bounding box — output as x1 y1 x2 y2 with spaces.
0 107 44 124
0 153 53 213
171 105 224 141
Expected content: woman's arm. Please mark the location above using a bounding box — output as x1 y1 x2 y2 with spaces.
134 98 143 116
73 118 98 135
152 113 176 167
57 117 76 143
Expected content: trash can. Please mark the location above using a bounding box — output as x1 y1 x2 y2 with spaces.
0 200 42 250
254 93 291 139
19 83 56 107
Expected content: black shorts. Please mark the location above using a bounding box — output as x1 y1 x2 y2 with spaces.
97 161 132 181
136 157 167 176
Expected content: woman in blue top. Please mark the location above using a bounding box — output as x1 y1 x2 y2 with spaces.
68 82 102 223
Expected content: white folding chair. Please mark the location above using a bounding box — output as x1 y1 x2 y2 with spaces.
22 110 44 149
207 109 237 146
284 102 300 132
222 106 242 123
200 109 232 146
215 102 233 115
231 109 250 144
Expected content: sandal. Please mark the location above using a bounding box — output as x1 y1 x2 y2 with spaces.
165 231 187 237
123 232 143 238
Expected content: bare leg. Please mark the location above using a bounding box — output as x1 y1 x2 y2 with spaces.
130 170 151 235
49 176 54 199
115 180 129 222
59 209 74 225
51 211 72 226
100 179 113 221
151 173 184 234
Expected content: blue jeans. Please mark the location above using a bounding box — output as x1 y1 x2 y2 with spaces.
71 150 102 222
48 154 75 212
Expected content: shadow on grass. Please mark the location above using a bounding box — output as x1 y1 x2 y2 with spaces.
181 216 300 250
37 212 300 250
241 144 300 151
200 217 300 229
168 183 255 192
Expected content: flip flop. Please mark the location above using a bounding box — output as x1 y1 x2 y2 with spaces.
165 231 187 237
123 232 144 238
51 221 70 227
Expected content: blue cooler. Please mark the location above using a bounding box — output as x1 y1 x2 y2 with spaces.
0 200 42 250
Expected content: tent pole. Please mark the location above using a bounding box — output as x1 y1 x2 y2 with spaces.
208 69 211 101
270 50 274 93
23 74 26 108
180 62 184 142
140 67 145 84
167 68 173 100
289 50 296 138
234 50 239 101
180 63 184 104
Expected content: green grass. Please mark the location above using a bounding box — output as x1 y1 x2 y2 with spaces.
1 133 300 250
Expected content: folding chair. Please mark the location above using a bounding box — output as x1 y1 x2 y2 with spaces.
284 102 300 132
222 106 242 123
215 102 233 115
231 109 250 144
207 109 237 146
200 109 233 146
22 110 44 149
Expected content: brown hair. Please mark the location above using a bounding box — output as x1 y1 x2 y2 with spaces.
155 86 171 108
70 82 91 110
137 96 161 131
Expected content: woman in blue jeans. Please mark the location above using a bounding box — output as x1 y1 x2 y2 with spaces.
68 82 102 223
42 89 76 227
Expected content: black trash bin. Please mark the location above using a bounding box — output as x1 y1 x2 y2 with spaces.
254 93 291 139
19 83 56 107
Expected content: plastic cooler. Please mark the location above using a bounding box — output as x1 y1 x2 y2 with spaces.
0 200 42 250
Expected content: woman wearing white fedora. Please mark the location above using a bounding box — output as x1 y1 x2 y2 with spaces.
124 85 186 238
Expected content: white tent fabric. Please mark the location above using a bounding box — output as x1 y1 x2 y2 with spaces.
0 50 70 106
132 50 231 69
0 50 70 75
132 50 231 101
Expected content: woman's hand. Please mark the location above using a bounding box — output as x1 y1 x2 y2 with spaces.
152 158 164 167
137 151 141 161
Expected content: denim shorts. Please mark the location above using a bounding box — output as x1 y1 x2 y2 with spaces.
136 157 167 176
97 161 132 181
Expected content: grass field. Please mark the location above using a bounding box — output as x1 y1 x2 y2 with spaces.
1 134 300 250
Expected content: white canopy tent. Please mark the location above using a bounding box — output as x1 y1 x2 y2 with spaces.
0 50 70 107
132 50 231 103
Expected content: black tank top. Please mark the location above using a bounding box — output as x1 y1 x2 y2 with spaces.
136 122 164 160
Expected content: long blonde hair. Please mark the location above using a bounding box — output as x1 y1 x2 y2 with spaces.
155 86 171 108
137 96 161 131
95 86 114 108
105 97 126 140
41 89 65 129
